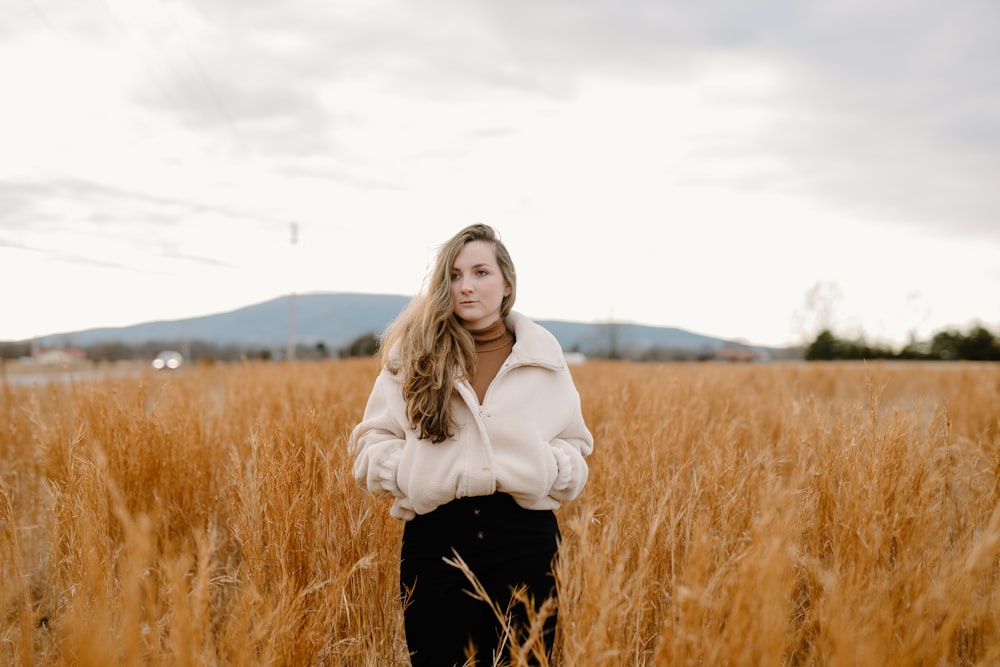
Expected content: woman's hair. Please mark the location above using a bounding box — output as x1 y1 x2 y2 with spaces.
379 224 517 443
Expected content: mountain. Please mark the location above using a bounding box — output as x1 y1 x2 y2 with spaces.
32 292 784 356
34 293 410 349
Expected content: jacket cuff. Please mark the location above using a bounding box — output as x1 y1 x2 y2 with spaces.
549 439 589 501
390 499 417 521
551 445 574 492
377 448 403 497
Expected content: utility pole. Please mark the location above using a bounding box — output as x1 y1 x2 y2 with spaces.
286 222 298 361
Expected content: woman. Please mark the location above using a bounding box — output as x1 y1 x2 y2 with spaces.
348 224 593 666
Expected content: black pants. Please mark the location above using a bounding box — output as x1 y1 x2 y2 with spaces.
400 493 561 667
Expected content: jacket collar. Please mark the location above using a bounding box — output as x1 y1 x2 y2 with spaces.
384 311 566 372
505 311 566 370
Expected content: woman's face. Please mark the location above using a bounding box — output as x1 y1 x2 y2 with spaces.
450 240 511 330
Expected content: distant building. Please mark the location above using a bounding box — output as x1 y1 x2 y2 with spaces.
33 347 87 365
714 347 766 363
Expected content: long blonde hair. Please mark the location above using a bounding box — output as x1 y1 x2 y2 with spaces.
379 224 517 443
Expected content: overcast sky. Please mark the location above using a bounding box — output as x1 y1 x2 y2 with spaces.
2 0 999 348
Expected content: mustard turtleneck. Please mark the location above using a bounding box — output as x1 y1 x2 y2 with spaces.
468 318 514 403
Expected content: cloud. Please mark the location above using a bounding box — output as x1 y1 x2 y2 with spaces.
98 0 994 242
0 178 283 231
4 1 111 41
0 234 140 271
8 1 1000 254
0 238 43 252
736 3 1000 238
0 178 273 271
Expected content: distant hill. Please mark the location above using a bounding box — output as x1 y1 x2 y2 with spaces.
32 292 785 357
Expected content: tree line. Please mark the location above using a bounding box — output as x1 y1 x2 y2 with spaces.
0 336 379 364
4 326 998 365
805 325 1000 361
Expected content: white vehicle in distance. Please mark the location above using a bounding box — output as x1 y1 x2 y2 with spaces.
152 350 184 370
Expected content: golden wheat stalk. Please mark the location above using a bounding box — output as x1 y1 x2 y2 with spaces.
1 359 998 665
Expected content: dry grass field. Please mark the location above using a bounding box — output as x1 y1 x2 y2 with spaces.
1 359 999 666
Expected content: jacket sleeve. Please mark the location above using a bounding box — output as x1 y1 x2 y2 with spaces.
548 377 594 502
348 371 406 499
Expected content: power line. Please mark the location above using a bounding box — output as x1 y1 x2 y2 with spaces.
89 0 287 230
94 0 194 126
161 2 243 146
22 0 59 33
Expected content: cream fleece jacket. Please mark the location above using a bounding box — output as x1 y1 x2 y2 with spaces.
348 311 594 521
